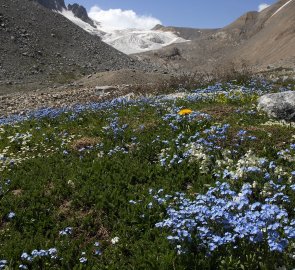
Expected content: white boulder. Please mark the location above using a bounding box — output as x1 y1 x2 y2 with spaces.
258 91 295 121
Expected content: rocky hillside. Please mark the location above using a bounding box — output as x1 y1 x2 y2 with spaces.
136 0 295 73
0 0 143 87
152 24 217 40
232 0 295 67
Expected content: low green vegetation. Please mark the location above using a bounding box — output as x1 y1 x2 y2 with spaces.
0 80 295 269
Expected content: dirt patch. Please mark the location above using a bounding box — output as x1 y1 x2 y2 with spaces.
200 105 236 120
77 69 174 89
58 200 72 216
71 137 101 151
12 189 23 196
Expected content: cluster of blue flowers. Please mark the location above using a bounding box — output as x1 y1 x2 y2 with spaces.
236 129 257 142
1 80 292 127
154 181 295 254
103 116 129 141
163 109 211 126
19 248 57 268
159 121 231 167
0 260 7 269
146 108 295 256
1 79 295 267
79 256 87 264
93 241 102 256
0 96 134 126
78 242 102 264
108 146 129 156
7 211 16 219
59 227 73 236
277 143 295 160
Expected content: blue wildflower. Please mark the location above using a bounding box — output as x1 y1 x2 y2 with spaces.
8 211 16 219
79 257 87 264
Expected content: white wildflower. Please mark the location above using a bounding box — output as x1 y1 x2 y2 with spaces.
111 237 119 244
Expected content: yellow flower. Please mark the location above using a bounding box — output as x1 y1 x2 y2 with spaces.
178 109 193 115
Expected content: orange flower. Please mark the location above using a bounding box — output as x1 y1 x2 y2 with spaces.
178 109 193 115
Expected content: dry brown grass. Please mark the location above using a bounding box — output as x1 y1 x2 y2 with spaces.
12 189 23 196
58 200 72 216
71 137 101 151
200 105 237 120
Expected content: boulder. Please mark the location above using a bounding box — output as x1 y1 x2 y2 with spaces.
257 91 295 121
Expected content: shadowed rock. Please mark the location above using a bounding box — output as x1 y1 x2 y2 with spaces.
36 0 66 11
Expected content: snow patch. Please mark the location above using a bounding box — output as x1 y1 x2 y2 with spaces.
103 29 187 54
60 9 105 36
271 0 293 18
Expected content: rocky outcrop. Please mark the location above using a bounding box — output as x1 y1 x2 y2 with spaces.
258 91 295 121
35 0 96 27
68 3 96 27
152 24 217 40
36 0 66 11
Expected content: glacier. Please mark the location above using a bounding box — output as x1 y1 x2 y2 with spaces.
60 9 187 54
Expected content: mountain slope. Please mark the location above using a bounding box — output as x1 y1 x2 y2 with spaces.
135 0 295 72
152 24 217 40
0 0 142 85
231 0 295 67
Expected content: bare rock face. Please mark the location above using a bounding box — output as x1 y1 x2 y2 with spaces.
68 3 95 27
258 92 295 121
35 0 96 26
36 0 66 11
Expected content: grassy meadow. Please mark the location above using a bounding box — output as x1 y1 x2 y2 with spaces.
0 80 295 269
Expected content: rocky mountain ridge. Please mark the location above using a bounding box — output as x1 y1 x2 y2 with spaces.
67 3 95 27
36 0 95 27
152 24 217 40
35 0 66 11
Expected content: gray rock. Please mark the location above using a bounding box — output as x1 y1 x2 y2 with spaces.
68 3 95 27
258 91 295 121
36 0 66 11
95 85 117 93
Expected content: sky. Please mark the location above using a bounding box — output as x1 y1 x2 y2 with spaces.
66 0 277 29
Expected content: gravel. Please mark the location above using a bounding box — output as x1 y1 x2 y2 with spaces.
0 0 147 88
0 84 132 117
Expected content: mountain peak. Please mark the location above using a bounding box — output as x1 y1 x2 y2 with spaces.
36 0 95 27
67 3 95 27
36 0 66 11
